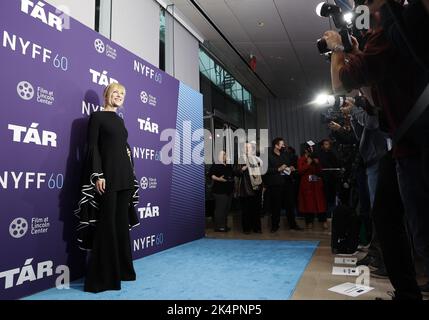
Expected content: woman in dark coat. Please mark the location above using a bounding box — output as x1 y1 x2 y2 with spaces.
74 83 140 293
298 144 327 229
209 150 235 232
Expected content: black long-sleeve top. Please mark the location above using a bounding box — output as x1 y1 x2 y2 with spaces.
87 111 135 192
317 150 340 169
209 164 234 195
264 150 294 187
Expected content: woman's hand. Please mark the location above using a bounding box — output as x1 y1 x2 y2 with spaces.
278 164 287 172
212 175 227 183
96 178 106 194
307 157 313 165
323 30 342 50
218 175 228 182
350 36 361 54
242 165 248 172
328 121 342 131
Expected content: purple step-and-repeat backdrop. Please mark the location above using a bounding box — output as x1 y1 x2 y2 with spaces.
0 0 205 300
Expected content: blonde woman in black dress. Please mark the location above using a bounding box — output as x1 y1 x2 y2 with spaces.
75 83 139 293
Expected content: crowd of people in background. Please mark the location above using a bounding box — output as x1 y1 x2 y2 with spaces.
208 137 342 235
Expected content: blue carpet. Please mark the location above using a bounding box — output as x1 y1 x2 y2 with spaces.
24 238 318 300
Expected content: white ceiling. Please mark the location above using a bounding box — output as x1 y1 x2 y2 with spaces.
169 0 334 99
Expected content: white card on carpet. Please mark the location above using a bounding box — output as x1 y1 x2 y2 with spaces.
329 282 374 297
335 257 357 265
332 266 358 276
336 252 359 256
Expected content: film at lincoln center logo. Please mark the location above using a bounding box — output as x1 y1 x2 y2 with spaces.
9 218 29 239
17 81 35 101
94 38 117 59
94 38 105 54
140 177 149 190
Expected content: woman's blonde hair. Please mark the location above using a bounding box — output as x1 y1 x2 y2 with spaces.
103 83 126 107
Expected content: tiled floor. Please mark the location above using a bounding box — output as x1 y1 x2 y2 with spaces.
206 214 427 300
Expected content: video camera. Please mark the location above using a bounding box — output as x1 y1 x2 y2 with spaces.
316 2 355 55
318 95 348 124
321 108 344 124
316 94 378 123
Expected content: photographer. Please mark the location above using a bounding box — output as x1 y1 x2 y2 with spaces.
340 98 389 206
328 117 372 252
322 0 429 298
340 98 389 278
328 120 357 146
326 119 360 209
379 0 429 191
317 139 339 221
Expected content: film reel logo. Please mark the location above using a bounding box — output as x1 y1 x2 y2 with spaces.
140 91 149 104
9 218 29 239
140 177 149 190
94 38 105 54
17 81 35 101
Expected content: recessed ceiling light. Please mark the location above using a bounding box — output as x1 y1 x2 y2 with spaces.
257 21 264 27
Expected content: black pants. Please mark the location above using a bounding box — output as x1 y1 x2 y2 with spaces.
366 219 386 270
304 213 327 224
283 180 298 228
213 193 232 229
372 152 421 300
269 185 297 229
322 172 337 218
240 192 262 232
356 165 372 244
261 188 270 216
85 189 136 293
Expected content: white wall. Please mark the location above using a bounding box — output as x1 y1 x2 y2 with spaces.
46 0 201 90
165 16 200 92
174 20 200 92
111 0 160 67
46 0 95 29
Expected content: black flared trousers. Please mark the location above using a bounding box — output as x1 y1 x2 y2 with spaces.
240 192 262 232
84 189 136 293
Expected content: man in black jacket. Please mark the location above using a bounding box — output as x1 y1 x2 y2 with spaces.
265 137 300 232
